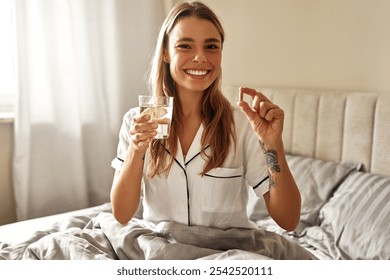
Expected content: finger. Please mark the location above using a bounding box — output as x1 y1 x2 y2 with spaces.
239 87 271 102
252 94 262 112
133 113 151 124
239 87 272 112
237 99 257 120
132 122 158 134
132 129 157 140
131 114 157 133
239 87 258 99
251 94 272 114
238 87 259 113
256 91 271 102
259 101 278 119
128 115 154 153
264 107 284 122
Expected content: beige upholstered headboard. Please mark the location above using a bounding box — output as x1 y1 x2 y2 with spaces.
225 87 390 177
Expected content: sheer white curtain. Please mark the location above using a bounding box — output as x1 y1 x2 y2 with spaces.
13 0 165 221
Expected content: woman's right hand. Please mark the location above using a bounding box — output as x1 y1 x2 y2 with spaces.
129 113 158 154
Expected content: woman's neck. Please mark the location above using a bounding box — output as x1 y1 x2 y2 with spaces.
176 89 204 155
177 89 203 119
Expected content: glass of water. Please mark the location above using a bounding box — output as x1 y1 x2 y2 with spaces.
138 95 174 139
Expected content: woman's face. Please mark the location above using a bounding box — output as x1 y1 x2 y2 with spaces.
166 16 222 95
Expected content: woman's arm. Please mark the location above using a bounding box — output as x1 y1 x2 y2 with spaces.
238 87 301 231
110 149 145 224
110 114 157 224
260 138 301 231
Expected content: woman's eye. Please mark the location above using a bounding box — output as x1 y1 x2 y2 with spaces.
206 44 219 50
176 44 191 50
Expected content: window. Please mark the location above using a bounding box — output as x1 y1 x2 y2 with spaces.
0 0 16 120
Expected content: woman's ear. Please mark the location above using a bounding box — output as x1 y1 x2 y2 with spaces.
163 52 170 63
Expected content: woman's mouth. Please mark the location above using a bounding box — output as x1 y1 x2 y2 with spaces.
185 69 209 77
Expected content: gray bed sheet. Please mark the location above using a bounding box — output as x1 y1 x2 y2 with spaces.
0 203 316 260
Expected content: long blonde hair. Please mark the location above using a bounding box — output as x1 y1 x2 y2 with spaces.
147 1 236 177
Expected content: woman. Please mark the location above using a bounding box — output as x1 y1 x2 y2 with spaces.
110 1 301 231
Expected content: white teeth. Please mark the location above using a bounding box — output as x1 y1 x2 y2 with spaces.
186 69 208 76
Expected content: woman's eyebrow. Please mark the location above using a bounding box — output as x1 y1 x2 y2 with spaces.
205 38 221 43
176 37 221 43
176 37 194 43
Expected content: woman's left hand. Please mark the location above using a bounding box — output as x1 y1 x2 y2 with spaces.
237 87 284 144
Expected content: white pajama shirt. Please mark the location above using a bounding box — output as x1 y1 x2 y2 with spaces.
111 106 269 229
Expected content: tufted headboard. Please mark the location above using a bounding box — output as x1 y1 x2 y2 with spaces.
225 87 390 177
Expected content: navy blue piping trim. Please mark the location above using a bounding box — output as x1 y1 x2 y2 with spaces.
253 175 269 189
184 145 210 166
172 156 191 226
204 174 242 179
164 145 210 226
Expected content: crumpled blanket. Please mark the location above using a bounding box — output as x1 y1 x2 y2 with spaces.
0 212 316 260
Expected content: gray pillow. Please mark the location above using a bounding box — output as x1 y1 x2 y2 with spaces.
319 171 390 259
247 154 361 226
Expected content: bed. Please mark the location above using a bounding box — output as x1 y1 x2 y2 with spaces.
1 87 389 260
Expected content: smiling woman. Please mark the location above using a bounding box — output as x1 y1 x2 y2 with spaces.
110 1 303 235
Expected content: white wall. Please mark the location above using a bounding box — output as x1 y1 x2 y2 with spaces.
195 0 390 96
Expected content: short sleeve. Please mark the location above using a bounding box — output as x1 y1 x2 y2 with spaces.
243 128 269 197
111 108 139 171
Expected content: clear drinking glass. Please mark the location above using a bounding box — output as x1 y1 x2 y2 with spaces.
138 95 174 139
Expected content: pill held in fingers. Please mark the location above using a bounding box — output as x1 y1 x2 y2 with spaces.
239 91 243 102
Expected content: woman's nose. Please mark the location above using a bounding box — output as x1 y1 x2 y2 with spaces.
192 53 207 63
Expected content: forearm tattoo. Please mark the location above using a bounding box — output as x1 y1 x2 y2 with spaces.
260 141 281 188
